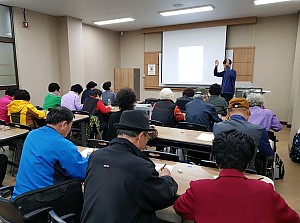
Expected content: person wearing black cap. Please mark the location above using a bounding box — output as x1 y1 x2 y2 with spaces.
81 110 178 223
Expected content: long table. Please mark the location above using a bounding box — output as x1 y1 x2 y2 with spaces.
147 126 213 154
0 127 29 166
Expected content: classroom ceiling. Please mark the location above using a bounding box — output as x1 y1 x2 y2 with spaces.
1 0 300 31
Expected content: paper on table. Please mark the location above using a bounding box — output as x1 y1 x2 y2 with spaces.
154 163 174 171
80 147 95 158
196 133 214 142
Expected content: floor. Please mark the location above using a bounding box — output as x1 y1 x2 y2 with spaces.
2 126 300 215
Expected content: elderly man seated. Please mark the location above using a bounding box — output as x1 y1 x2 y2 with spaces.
213 98 273 172
174 129 300 223
81 110 178 222
247 93 282 132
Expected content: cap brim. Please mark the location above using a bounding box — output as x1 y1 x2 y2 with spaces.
113 123 157 132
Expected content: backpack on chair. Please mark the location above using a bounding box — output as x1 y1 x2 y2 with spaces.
290 132 300 163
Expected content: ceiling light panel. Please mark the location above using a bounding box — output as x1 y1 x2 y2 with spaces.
254 0 291 5
160 5 214 16
94 17 134 25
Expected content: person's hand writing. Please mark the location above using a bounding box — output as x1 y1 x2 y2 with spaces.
215 60 219 66
158 167 171 177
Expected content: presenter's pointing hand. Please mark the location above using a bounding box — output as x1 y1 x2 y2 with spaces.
215 60 219 66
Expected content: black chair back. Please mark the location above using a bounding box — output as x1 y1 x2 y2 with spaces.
199 160 218 168
87 139 110 149
176 122 209 132
9 122 32 131
0 120 6 126
10 113 21 124
149 120 164 126
144 98 159 106
143 150 180 162
175 99 190 112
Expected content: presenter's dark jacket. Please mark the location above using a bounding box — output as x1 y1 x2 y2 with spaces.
214 66 236 95
81 138 178 223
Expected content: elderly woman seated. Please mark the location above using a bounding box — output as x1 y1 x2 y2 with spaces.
247 93 282 132
152 88 184 127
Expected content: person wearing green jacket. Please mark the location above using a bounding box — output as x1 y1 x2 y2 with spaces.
43 82 61 110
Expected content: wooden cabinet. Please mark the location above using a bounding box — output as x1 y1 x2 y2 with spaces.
114 68 140 100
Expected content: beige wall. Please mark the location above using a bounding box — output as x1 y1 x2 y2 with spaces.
13 8 61 106
83 25 120 89
121 14 299 121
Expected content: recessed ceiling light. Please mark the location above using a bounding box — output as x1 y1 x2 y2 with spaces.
94 17 134 26
254 0 291 5
160 5 214 17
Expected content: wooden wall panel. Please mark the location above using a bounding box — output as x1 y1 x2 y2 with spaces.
144 52 159 89
233 47 255 63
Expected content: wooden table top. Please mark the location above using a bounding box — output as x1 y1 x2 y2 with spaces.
0 127 29 141
154 126 213 146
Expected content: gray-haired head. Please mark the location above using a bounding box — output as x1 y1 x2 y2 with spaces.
247 93 264 107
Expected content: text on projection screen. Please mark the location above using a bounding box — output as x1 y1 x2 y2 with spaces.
161 26 227 85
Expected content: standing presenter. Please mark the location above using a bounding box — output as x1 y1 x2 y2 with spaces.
214 59 236 102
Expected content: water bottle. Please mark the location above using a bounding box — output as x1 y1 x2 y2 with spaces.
107 99 111 107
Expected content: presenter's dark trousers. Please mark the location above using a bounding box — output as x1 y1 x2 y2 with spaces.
221 93 234 102
0 154 8 187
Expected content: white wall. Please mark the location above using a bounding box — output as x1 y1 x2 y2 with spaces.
13 8 61 105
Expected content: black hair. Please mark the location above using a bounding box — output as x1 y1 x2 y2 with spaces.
183 88 195 97
86 81 97 89
90 89 102 97
209 83 222 96
46 106 74 125
71 84 83 94
116 88 137 110
117 129 141 137
48 83 60 93
14 89 31 101
102 81 112 91
5 86 18 97
213 129 256 172
223 58 232 65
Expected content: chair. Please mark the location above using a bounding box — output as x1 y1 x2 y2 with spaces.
9 122 32 131
149 120 164 126
266 131 278 180
144 98 159 106
143 150 180 162
0 186 51 223
0 120 7 151
70 111 90 146
175 122 210 132
87 139 110 149
175 99 190 112
48 210 76 223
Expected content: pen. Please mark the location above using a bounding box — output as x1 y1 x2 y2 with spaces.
161 164 166 170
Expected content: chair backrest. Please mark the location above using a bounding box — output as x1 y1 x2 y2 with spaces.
0 120 6 126
9 122 32 131
10 112 21 124
0 197 24 223
143 150 180 162
199 160 218 168
267 131 277 152
144 98 159 106
87 139 110 148
149 120 164 126
176 122 209 132
175 99 189 112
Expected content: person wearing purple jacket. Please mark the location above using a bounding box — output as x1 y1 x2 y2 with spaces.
247 93 282 132
61 84 83 111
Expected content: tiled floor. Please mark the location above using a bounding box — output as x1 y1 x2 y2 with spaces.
2 126 300 215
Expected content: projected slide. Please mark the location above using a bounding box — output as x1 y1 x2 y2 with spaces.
162 26 227 86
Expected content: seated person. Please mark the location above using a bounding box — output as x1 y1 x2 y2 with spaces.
175 87 194 112
82 89 111 136
0 86 17 124
0 154 8 187
174 129 300 223
213 98 273 172
102 81 116 106
43 82 61 110
12 107 89 198
186 88 222 131
103 87 137 141
61 84 83 111
7 89 46 128
152 88 184 127
81 81 97 103
81 110 178 222
207 83 228 116
247 93 282 132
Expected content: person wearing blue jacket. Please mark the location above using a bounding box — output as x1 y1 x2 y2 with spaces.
214 58 236 102
12 106 89 199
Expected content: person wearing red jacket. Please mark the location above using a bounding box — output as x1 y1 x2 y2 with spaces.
174 129 300 223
